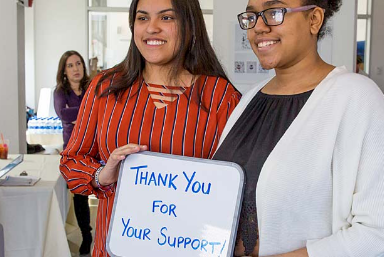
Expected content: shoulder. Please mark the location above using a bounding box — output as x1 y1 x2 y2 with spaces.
54 87 62 94
88 69 122 94
333 69 378 91
53 87 66 98
199 76 229 94
202 75 241 100
326 67 384 107
202 76 231 88
312 67 384 130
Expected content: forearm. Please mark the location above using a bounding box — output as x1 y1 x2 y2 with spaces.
306 225 384 257
60 146 115 199
61 162 115 199
54 91 79 122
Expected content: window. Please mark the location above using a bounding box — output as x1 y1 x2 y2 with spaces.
89 0 131 8
88 0 213 70
357 0 372 74
89 11 130 70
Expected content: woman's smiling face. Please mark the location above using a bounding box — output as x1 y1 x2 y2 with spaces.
133 0 179 68
246 0 318 70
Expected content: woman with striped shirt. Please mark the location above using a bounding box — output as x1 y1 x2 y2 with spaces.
59 0 241 256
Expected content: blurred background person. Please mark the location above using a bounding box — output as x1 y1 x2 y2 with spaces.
89 56 99 80
356 55 368 76
54 50 92 256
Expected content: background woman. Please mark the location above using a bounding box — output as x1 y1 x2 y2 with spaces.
54 50 93 256
214 0 384 256
59 0 241 256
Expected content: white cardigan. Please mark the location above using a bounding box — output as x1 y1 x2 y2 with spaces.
217 67 384 257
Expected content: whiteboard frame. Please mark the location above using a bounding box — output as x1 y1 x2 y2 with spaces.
106 151 245 257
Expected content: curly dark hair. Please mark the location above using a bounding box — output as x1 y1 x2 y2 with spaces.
302 0 342 39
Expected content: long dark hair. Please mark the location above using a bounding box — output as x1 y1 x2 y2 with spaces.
56 50 89 95
96 0 229 97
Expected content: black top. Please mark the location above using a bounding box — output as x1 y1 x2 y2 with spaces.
214 89 313 255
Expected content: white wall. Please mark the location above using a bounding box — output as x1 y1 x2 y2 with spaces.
213 0 250 93
370 0 384 91
331 1 357 72
33 0 87 113
25 6 35 110
0 2 26 153
213 0 357 93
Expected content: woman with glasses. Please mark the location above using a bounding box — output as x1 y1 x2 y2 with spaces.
214 0 384 256
59 0 241 256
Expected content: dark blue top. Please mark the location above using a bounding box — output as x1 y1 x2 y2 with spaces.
53 88 85 148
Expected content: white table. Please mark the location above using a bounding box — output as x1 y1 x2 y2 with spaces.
26 132 63 146
0 155 70 257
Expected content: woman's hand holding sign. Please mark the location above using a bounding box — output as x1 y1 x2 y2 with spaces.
93 144 148 187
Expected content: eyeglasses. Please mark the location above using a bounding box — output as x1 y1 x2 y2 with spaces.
237 5 318 30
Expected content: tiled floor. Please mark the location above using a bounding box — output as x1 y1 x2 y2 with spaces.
66 195 98 257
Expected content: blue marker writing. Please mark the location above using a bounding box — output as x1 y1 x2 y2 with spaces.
121 217 151 241
183 171 211 195
132 165 178 190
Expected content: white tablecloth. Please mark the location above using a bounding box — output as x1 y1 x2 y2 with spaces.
0 155 70 257
26 133 63 146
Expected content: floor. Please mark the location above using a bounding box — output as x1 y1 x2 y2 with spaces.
66 195 98 257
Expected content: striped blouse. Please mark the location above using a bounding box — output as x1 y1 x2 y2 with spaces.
59 72 241 257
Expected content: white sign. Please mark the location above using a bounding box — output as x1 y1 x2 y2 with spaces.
107 152 244 257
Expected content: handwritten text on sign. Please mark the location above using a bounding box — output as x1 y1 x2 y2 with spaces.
120 165 227 255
